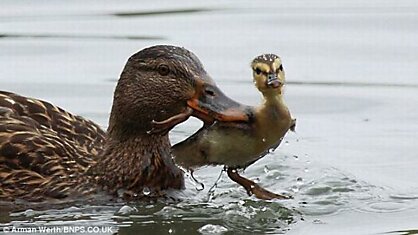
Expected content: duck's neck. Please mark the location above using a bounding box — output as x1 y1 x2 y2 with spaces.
88 133 184 196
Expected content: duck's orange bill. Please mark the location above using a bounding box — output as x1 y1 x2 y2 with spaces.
150 83 249 133
187 97 249 124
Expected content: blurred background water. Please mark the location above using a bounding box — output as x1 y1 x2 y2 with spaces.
1 0 418 234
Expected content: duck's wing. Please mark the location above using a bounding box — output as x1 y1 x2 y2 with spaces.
0 91 105 155
0 91 106 201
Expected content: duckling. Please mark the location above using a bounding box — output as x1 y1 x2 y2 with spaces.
0 45 249 203
172 54 295 199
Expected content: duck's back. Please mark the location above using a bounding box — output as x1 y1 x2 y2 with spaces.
0 91 106 201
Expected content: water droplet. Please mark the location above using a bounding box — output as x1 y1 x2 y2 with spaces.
207 190 215 202
293 155 299 160
261 207 267 212
195 182 204 191
268 148 274 153
22 209 35 217
250 185 255 189
232 169 237 173
238 200 245 205
254 178 260 183
146 130 152 134
304 168 309 172
262 138 266 142
296 177 304 185
117 205 138 215
264 166 270 174
198 224 228 234
285 141 289 146
313 219 325 224
187 170 205 191
168 229 173 234
117 189 125 198
304 153 309 158
275 176 281 180
143 187 150 196
291 185 299 193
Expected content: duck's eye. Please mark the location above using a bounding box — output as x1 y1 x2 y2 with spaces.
205 89 215 97
278 65 283 71
157 64 170 76
255 68 262 75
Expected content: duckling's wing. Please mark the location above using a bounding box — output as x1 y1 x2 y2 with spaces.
0 91 105 201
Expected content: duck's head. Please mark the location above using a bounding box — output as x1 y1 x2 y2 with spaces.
108 45 248 138
251 54 285 94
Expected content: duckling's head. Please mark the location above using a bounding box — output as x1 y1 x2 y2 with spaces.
109 45 247 139
251 54 285 94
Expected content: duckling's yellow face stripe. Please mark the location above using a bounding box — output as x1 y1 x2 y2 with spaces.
271 58 282 74
253 63 270 74
272 58 285 83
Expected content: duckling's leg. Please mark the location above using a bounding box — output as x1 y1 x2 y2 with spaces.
226 167 292 200
149 107 193 134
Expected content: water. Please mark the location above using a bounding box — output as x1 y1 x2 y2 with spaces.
1 0 418 234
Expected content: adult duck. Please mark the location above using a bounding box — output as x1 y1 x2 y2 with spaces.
0 45 249 202
171 54 295 199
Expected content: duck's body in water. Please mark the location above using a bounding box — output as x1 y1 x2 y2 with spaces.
171 54 296 200
0 45 250 203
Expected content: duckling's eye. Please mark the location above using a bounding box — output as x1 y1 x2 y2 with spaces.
157 64 170 76
255 68 262 75
275 65 283 74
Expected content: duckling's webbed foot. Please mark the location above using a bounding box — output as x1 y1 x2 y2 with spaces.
149 107 193 134
226 167 292 200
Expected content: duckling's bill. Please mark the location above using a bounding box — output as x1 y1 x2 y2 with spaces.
266 72 281 88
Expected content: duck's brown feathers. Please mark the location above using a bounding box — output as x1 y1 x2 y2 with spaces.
0 91 105 201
